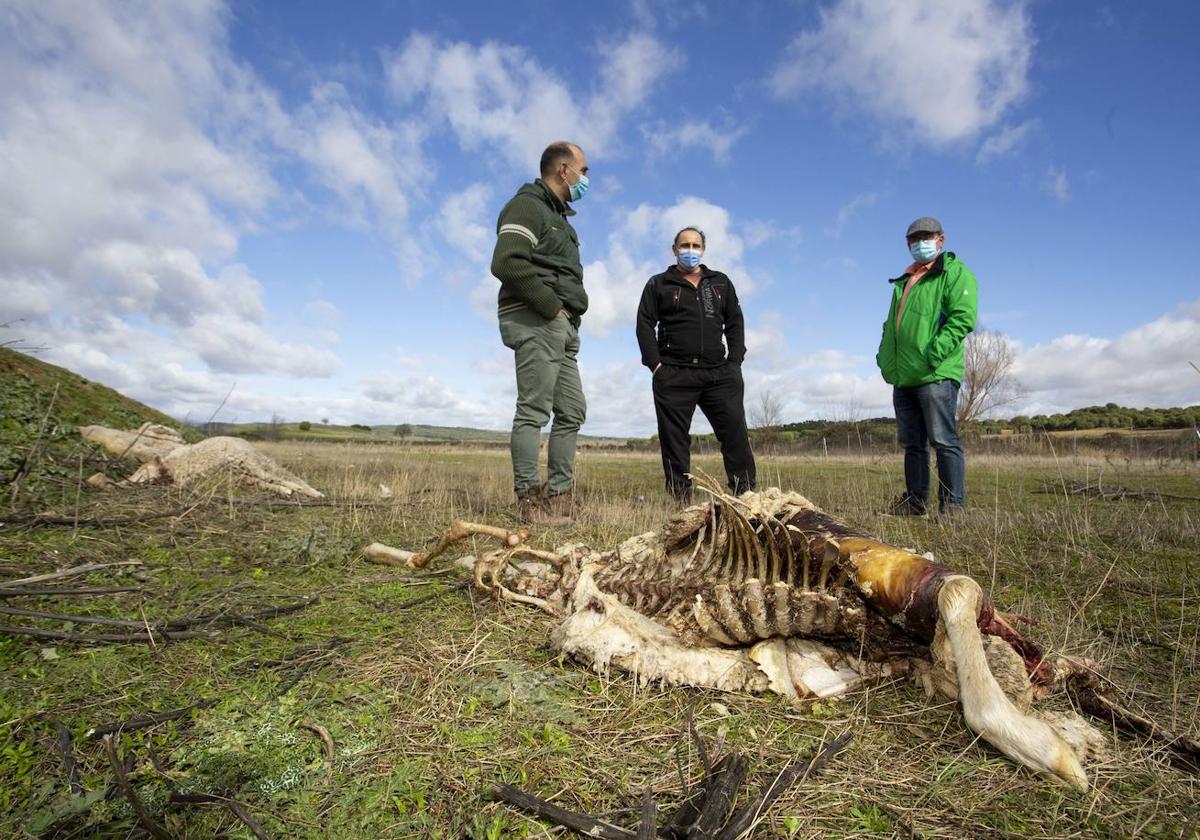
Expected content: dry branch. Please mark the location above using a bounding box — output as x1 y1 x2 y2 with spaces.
50 720 82 795
0 507 191 529
1070 677 1200 772
170 792 274 840
487 783 635 839
491 720 854 838
0 605 161 628
162 595 318 631
297 721 336 765
0 560 143 588
1034 479 1200 503
716 731 854 840
87 699 218 739
102 734 172 840
0 585 144 598
0 623 213 644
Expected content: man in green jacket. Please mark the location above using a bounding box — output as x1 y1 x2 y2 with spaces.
490 141 590 524
876 217 978 517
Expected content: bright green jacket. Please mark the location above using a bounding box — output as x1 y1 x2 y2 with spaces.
875 252 978 387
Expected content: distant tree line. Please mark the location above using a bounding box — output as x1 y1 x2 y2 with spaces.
1001 403 1200 433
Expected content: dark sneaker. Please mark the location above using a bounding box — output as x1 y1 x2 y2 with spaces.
882 495 928 516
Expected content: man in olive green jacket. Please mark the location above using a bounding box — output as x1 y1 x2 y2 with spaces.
490 141 590 524
876 216 978 517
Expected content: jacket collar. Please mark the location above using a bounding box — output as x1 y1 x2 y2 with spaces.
664 264 715 283
889 251 950 284
532 178 576 217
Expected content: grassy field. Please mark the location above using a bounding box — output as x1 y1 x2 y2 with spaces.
1 442 1198 838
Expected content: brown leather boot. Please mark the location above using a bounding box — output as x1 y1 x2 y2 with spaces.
515 489 571 527
544 490 575 522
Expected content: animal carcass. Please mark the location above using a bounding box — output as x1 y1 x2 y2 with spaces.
387 482 1118 791
81 422 323 499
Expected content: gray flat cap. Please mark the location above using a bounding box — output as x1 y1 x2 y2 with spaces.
906 216 943 236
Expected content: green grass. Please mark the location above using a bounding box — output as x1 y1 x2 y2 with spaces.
0 439 1198 838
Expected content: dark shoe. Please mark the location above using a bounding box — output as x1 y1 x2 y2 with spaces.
882 495 928 516
668 487 693 507
935 504 964 523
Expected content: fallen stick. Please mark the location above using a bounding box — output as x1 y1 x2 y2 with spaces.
716 730 854 840
227 800 273 840
162 595 318 631
169 793 274 840
0 507 190 529
87 699 218 739
0 585 144 598
0 605 162 628
102 734 172 840
50 720 82 795
636 789 656 840
691 753 748 838
297 721 336 765
0 560 143 588
0 624 213 644
487 783 635 839
1070 678 1200 772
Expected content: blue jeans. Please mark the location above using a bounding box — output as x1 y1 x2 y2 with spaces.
893 380 964 511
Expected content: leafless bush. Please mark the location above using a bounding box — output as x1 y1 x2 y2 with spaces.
959 329 1025 425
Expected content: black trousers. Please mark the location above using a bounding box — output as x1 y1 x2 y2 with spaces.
652 362 756 499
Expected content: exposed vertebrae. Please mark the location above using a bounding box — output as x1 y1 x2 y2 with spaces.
577 485 928 658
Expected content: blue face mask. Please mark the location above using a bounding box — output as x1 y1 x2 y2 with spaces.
567 168 589 202
677 249 702 269
909 238 939 264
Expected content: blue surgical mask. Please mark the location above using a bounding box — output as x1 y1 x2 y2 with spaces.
677 250 702 269
909 238 939 264
567 168 589 202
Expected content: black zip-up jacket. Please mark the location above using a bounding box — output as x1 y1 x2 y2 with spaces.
636 265 746 370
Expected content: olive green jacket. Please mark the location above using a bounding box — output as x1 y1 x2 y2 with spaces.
490 179 588 326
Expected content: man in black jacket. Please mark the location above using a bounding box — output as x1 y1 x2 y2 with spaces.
635 227 756 502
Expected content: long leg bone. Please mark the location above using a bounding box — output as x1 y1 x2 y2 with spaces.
938 576 1087 790
407 520 530 569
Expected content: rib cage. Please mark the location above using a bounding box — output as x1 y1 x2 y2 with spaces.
583 481 928 656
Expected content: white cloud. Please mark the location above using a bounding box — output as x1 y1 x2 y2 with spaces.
0 0 351 384
305 300 341 326
642 118 749 163
359 369 496 427
827 191 878 235
771 0 1033 144
1012 300 1200 413
976 118 1038 163
580 360 660 437
1046 165 1070 204
386 31 682 167
436 183 494 258
583 196 754 337
742 220 804 249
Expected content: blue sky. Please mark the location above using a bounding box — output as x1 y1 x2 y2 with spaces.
3 0 1199 436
